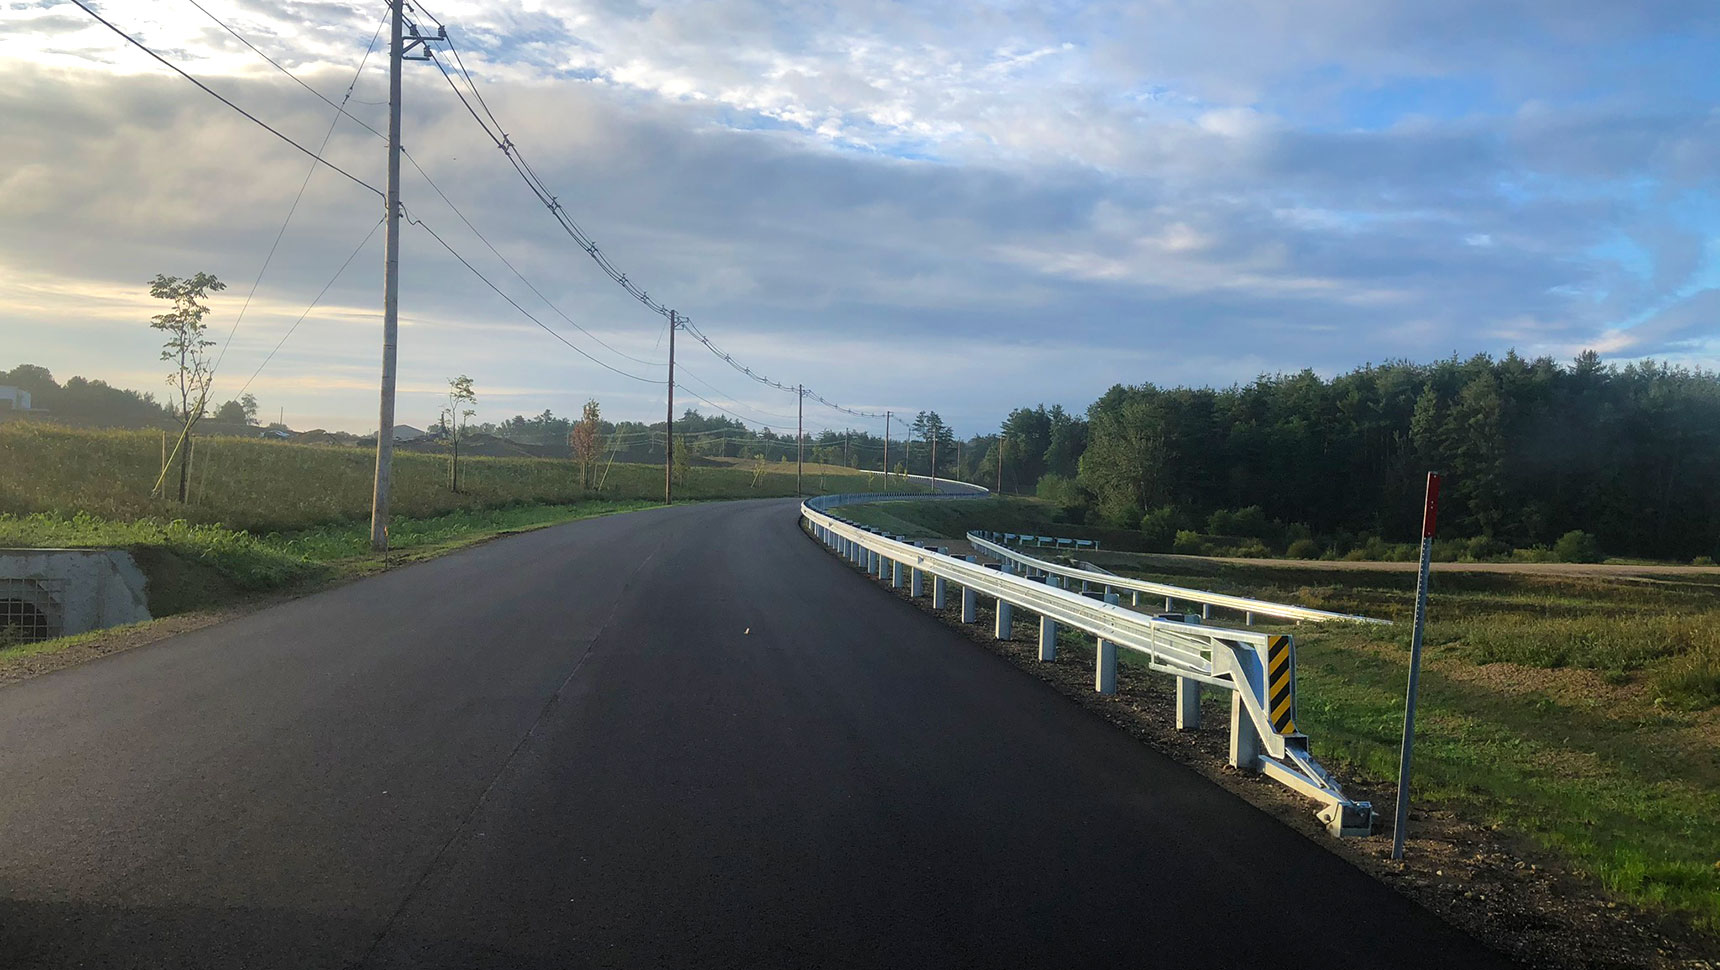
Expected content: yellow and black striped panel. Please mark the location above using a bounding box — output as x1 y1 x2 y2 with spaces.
1267 635 1296 734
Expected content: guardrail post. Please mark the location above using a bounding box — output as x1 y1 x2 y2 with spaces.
910 565 923 598
1095 591 1119 694
1245 611 1254 626
1165 595 1174 611
961 556 978 622
1039 614 1057 661
933 574 947 609
1228 693 1261 771
1176 678 1200 730
1202 603 1211 621
994 597 1013 640
892 560 904 589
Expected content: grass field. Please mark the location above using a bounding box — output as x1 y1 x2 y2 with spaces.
840 496 1720 933
0 423 920 534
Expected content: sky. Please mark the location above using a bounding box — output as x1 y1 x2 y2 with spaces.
1 0 1717 437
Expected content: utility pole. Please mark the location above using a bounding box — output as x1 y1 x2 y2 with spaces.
884 410 891 490
368 3 441 552
997 434 1005 494
368 0 404 553
796 384 804 496
930 429 938 494
956 439 962 482
664 310 677 505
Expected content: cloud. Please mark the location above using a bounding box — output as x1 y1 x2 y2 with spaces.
0 0 1716 435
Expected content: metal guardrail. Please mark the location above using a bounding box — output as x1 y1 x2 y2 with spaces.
802 490 1375 836
968 531 1390 626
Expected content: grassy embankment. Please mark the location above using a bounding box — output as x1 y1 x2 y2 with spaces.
840 496 1720 932
0 423 921 644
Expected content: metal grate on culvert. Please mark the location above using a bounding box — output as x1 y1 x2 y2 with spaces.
0 578 64 644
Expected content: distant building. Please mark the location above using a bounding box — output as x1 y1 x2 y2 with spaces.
0 386 32 411
392 425 430 442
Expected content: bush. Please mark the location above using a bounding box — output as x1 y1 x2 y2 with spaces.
1035 473 1082 508
1139 505 1184 552
1232 539 1271 559
1207 505 1271 539
1554 529 1602 563
1286 537 1322 559
1694 556 1717 567
1465 535 1510 561
1172 530 1208 556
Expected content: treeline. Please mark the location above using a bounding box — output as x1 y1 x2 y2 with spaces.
2 364 267 429
474 407 954 472
989 352 1720 563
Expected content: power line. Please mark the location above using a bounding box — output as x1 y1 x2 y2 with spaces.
65 0 381 197
181 0 668 375
236 217 386 398
405 215 661 384
408 1 893 422
203 4 390 385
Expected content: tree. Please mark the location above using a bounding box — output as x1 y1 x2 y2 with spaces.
214 392 259 425
570 398 603 490
149 272 226 501
909 410 956 478
441 375 477 492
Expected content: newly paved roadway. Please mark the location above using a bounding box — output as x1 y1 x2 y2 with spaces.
0 499 1516 968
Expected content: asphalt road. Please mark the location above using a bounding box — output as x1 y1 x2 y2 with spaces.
0 498 1516 968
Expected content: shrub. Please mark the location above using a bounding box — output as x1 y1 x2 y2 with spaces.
1172 530 1208 556
1694 556 1717 567
1232 539 1271 559
1139 505 1184 552
1465 535 1510 561
1207 505 1270 539
1286 537 1322 559
1554 529 1602 563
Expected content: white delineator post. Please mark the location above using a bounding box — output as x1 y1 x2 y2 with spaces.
1392 471 1442 861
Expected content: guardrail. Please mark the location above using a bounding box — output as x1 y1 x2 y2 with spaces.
990 532 1101 552
968 530 1389 627
802 489 1375 836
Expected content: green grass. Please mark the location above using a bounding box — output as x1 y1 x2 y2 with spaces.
0 422 922 534
1133 562 1720 929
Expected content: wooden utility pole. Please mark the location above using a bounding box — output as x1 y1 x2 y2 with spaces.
665 310 677 505
997 435 1005 494
795 384 804 496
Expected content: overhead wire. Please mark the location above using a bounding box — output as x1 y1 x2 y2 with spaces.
181 0 668 375
198 3 390 384
235 217 386 399
408 1 893 421
65 0 381 197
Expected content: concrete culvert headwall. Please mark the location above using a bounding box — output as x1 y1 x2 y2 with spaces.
0 550 151 643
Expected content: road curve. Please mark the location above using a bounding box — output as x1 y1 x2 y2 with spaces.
0 498 1515 968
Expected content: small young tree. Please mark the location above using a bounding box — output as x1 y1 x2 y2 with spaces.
441 374 477 492
149 272 226 501
570 398 603 490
